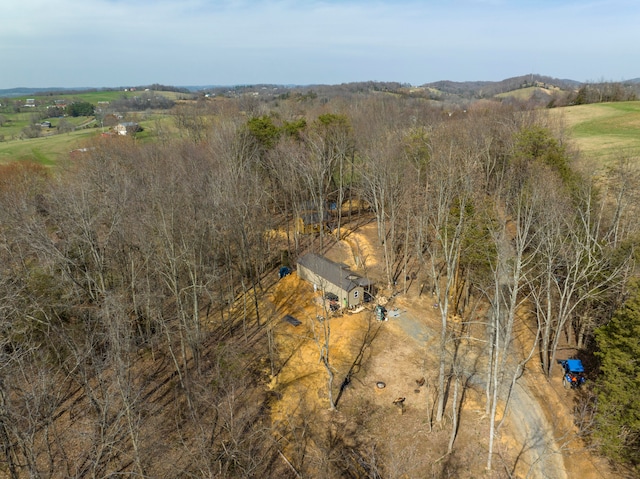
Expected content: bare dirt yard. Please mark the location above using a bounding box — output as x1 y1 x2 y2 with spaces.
266 220 620 478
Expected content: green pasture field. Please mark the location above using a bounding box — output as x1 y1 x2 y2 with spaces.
0 88 187 164
0 126 100 165
53 89 187 104
0 115 95 141
554 101 640 166
0 110 182 165
0 112 39 138
134 113 180 139
2 89 187 106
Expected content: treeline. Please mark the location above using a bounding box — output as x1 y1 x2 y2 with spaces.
1 92 639 477
570 81 639 104
107 91 176 112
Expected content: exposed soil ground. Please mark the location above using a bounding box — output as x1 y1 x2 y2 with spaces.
266 219 620 478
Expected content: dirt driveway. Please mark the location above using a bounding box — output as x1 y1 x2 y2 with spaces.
380 296 569 479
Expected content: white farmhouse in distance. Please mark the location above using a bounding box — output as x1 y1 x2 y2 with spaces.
114 122 140 136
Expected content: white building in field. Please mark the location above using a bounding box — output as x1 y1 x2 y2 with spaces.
114 122 140 136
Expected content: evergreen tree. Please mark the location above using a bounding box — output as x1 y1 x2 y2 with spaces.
246 115 280 150
67 101 95 117
593 280 640 468
574 85 589 105
513 125 575 188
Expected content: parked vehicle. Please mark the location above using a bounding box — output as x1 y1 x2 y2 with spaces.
324 292 339 302
323 292 340 312
558 359 586 389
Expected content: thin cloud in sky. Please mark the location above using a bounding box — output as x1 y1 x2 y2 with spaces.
0 0 638 88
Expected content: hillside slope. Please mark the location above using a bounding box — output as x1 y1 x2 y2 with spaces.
267 220 619 479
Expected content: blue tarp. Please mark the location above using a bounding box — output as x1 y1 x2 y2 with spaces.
279 266 291 278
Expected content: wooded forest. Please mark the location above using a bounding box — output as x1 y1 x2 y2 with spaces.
1 88 639 478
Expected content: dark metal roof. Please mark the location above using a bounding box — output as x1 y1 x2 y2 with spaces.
298 253 369 292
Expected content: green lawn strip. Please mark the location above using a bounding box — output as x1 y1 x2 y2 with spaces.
571 102 640 138
30 148 56 166
5 89 186 106
67 90 186 103
560 102 640 166
0 128 99 165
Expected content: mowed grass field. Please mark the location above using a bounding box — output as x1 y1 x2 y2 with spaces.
553 101 640 167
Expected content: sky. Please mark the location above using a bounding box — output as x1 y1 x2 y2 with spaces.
1 0 639 89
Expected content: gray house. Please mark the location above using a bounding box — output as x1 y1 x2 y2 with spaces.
297 253 371 308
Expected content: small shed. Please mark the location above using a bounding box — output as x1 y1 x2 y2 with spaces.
297 253 371 308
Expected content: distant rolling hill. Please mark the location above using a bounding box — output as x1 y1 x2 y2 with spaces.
0 87 95 98
419 74 640 107
423 74 581 95
3 75 639 102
